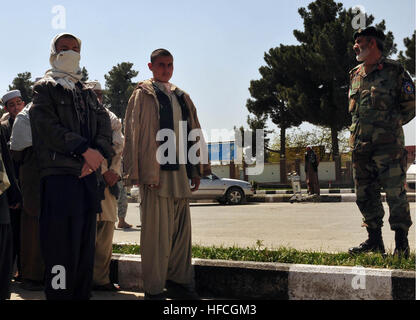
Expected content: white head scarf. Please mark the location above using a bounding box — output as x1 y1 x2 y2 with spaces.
10 103 33 151
45 33 83 90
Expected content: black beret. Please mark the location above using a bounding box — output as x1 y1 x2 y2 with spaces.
353 26 386 41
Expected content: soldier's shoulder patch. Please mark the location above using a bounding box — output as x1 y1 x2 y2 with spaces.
403 81 415 94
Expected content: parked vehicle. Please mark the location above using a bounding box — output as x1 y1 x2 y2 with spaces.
192 174 254 205
130 185 139 199
406 160 416 192
130 174 254 205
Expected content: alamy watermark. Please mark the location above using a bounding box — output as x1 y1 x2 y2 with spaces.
351 265 366 290
51 265 66 290
156 124 265 176
52 5 66 30
351 5 366 30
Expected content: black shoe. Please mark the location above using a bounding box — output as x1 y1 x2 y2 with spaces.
20 279 44 291
144 292 166 300
93 283 121 291
393 229 410 259
13 274 23 283
165 280 200 300
349 227 385 255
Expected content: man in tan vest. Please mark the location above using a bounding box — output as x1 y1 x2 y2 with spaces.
123 49 210 300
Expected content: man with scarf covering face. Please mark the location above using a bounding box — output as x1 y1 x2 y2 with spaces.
29 33 114 300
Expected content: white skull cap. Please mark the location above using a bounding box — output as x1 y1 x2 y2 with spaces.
1 90 22 106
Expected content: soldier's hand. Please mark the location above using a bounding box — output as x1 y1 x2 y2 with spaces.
82 148 104 172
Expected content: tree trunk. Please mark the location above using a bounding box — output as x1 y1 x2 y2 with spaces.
280 126 287 183
280 126 286 158
331 126 341 182
330 126 339 158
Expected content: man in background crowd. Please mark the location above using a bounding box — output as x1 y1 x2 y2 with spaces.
1 90 24 282
87 81 122 291
10 100 44 291
0 109 22 300
304 146 320 196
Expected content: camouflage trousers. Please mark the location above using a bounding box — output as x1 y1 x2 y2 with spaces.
352 143 412 232
117 181 128 219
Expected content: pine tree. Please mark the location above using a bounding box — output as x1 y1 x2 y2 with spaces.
8 72 34 104
247 46 302 161
104 62 139 120
398 31 416 77
246 0 396 181
288 1 396 158
81 67 89 82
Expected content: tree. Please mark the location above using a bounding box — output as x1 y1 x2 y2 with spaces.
234 115 270 162
246 114 271 161
246 0 397 181
269 127 350 162
8 72 34 104
104 62 139 120
247 45 302 160
398 31 416 77
289 0 396 159
81 67 89 82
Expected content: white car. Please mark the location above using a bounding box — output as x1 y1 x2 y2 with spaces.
191 174 254 205
406 160 416 192
130 174 254 205
130 185 139 199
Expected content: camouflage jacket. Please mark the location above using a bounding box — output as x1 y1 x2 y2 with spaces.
348 56 415 150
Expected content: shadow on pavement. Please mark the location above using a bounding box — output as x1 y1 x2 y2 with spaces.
114 227 141 233
10 281 145 300
190 202 259 207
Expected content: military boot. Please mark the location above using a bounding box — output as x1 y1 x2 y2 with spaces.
393 229 410 259
348 227 385 255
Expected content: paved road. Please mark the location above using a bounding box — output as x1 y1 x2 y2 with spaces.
114 202 416 253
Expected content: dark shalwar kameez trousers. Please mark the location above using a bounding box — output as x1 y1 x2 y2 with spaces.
0 195 13 300
40 174 98 300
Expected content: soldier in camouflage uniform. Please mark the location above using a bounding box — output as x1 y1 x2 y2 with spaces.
117 179 132 229
348 27 415 258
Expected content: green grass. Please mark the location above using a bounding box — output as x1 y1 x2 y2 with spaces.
112 243 415 271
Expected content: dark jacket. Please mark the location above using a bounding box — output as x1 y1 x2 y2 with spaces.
1 117 20 181
0 130 21 224
30 79 115 178
305 150 318 173
0 117 13 142
11 147 40 217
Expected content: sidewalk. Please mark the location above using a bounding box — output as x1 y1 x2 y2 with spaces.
250 191 416 203
256 188 356 194
9 281 145 300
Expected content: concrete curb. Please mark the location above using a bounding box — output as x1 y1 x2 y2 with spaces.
249 193 416 203
256 189 356 194
110 254 415 300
